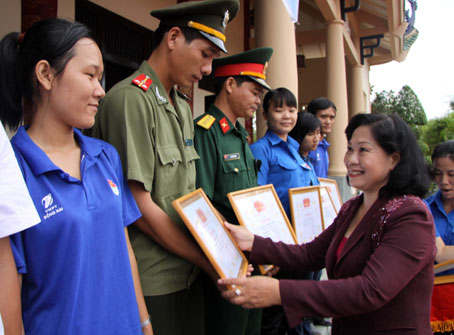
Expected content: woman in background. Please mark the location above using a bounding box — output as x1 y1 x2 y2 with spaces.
250 88 320 335
425 140 454 267
0 18 152 334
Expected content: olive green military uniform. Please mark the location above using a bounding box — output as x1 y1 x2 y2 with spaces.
194 104 262 335
194 105 258 224
92 61 204 334
93 0 240 332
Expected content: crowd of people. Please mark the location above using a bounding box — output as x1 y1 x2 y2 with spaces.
0 0 450 334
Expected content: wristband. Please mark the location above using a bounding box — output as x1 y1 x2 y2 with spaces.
141 316 151 328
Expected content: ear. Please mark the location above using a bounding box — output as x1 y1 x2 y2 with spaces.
35 60 54 91
390 152 400 170
166 27 183 51
225 77 236 94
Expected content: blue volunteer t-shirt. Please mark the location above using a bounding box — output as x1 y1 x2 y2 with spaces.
251 130 319 219
308 138 330 178
425 190 454 275
10 127 142 335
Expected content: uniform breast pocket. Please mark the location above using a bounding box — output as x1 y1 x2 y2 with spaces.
269 158 298 177
156 146 183 196
185 146 200 189
222 159 248 192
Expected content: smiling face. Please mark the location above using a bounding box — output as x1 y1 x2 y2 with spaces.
169 32 220 88
344 125 399 196
433 156 454 200
265 102 298 140
48 38 105 129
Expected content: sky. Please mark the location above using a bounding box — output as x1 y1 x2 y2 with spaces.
369 0 454 120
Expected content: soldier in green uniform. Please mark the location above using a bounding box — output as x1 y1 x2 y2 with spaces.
91 1 239 335
194 47 273 335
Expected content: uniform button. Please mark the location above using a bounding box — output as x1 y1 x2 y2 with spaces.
172 158 176 165
234 168 239 173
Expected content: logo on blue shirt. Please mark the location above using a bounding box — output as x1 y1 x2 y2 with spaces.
41 193 64 220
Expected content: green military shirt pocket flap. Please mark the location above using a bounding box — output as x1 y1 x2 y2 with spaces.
185 146 200 162
222 159 247 175
157 146 183 166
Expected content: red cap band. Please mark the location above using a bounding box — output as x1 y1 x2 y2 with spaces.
215 63 265 78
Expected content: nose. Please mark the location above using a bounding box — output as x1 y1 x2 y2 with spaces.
344 150 358 165
440 173 450 185
95 81 105 99
201 61 212 76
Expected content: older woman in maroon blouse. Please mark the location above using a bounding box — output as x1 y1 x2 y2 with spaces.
220 113 435 335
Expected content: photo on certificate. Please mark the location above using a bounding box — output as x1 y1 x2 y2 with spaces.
228 185 298 274
320 186 338 229
172 189 248 280
318 177 342 212
288 186 324 244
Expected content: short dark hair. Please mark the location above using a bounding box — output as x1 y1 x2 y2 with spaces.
0 18 94 131
431 140 454 162
151 25 204 51
262 87 297 115
213 75 256 95
307 97 337 116
289 112 321 144
345 113 430 198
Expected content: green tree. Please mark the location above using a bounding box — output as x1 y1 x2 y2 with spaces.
419 112 454 161
371 85 427 126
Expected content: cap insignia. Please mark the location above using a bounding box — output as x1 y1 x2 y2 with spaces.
263 61 269 76
222 10 230 29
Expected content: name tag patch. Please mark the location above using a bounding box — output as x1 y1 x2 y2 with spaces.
224 153 240 161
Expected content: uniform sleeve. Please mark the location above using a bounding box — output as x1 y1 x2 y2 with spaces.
105 144 142 227
93 86 156 192
278 202 435 327
250 141 270 186
194 125 217 199
0 124 40 237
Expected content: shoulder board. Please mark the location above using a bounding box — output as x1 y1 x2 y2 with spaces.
132 74 152 92
197 114 216 130
176 90 191 101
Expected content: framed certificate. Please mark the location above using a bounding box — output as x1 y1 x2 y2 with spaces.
288 186 324 244
228 185 297 244
228 185 298 274
172 189 248 280
320 186 338 229
318 178 342 212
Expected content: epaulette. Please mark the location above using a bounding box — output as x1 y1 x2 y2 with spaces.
132 74 152 92
176 90 192 101
197 114 216 130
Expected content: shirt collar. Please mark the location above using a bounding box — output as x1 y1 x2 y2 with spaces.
208 104 248 137
12 127 103 176
265 130 300 149
319 138 330 148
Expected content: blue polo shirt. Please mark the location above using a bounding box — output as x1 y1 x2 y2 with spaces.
10 127 142 335
308 138 330 178
425 190 454 275
251 130 319 219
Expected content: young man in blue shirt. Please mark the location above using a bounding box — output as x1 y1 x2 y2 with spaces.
307 97 336 178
